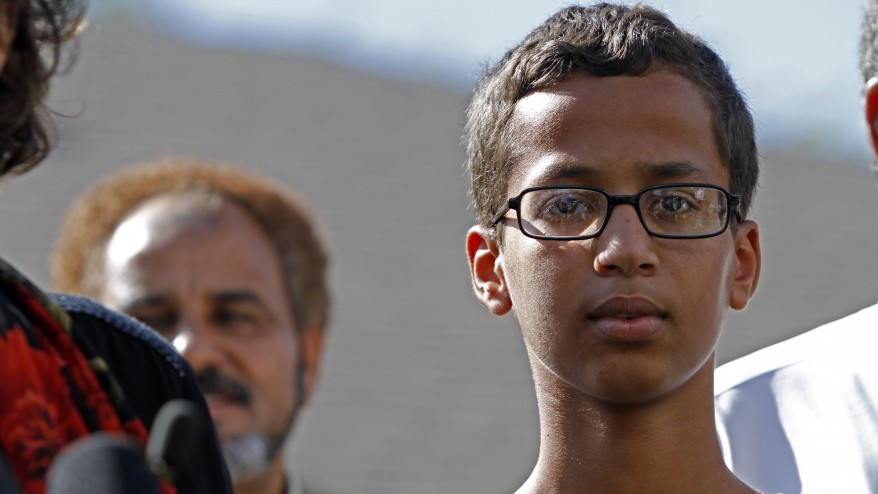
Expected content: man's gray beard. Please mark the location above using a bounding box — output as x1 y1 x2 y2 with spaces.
222 433 285 483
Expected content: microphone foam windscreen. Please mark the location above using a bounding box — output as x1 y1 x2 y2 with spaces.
46 432 157 494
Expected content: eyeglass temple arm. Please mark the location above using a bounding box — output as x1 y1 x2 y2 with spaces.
729 194 743 222
490 199 515 227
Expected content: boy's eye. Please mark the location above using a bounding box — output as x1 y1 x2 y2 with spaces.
548 196 587 215
537 192 600 220
646 191 702 221
657 195 694 213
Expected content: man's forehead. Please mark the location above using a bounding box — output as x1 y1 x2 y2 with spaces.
130 192 228 230
106 194 241 263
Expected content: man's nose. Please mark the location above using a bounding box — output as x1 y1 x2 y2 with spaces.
173 321 223 371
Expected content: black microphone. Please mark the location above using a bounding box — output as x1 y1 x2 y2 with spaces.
46 399 205 494
145 399 205 483
0 449 21 493
46 433 157 494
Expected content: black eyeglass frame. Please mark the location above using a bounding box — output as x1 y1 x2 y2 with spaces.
490 183 743 240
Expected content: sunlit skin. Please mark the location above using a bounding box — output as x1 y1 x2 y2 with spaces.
98 196 320 494
467 68 761 493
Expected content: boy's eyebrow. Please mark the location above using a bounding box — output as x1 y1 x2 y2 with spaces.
540 160 709 182
552 165 598 180
643 161 709 180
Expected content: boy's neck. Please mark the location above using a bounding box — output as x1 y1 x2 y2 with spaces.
519 359 756 494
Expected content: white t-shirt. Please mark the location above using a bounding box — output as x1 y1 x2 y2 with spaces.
715 303 878 494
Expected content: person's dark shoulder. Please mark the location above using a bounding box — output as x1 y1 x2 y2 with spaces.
50 293 233 494
52 293 191 423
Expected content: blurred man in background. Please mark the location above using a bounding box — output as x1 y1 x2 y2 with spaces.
0 2 231 493
51 157 330 494
714 2 878 492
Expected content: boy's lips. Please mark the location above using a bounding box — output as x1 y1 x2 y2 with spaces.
587 297 667 342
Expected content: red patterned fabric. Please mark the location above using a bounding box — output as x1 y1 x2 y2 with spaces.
0 258 177 494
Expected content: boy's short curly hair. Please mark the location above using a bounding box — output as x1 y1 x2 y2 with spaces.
51 157 330 333
1 0 85 177
464 3 757 230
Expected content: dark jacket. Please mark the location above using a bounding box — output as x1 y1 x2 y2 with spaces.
54 293 233 494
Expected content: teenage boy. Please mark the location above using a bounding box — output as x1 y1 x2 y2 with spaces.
464 4 762 492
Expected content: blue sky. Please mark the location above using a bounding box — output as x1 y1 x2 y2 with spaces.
99 0 869 159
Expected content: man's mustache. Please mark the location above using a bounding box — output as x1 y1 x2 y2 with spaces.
196 368 252 406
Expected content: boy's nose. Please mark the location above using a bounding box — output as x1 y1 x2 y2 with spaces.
593 203 658 276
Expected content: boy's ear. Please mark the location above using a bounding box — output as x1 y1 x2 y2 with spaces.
866 77 878 157
728 219 761 310
466 225 512 315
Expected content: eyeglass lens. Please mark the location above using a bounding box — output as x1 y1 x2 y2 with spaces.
517 186 728 238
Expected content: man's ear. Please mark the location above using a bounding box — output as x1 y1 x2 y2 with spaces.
465 225 512 316
728 219 761 311
866 77 878 156
298 325 325 407
0 1 17 73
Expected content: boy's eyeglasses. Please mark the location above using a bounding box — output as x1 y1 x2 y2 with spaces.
491 183 742 240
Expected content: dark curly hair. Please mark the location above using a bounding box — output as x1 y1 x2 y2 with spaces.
0 0 85 177
51 157 331 333
465 3 758 229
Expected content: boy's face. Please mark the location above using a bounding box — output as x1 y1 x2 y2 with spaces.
466 68 760 405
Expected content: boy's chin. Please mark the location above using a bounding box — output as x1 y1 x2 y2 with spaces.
586 358 714 406
537 354 710 406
